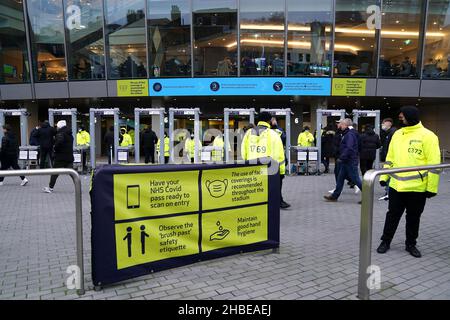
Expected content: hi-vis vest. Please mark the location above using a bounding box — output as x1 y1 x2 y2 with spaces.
212 136 231 161
185 138 202 159
298 131 314 147
121 133 133 147
156 137 170 157
241 121 285 174
380 122 441 193
76 130 90 146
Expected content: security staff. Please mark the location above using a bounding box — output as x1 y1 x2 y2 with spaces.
156 132 170 164
241 112 290 209
297 126 315 147
212 133 230 162
120 127 133 147
377 106 441 258
185 132 202 163
76 126 90 172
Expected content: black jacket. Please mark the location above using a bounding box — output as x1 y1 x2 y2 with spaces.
29 128 40 146
339 128 360 166
359 129 381 160
332 129 343 158
104 130 114 147
1 131 19 160
141 129 158 150
54 126 74 162
321 130 335 158
380 127 396 162
37 122 56 150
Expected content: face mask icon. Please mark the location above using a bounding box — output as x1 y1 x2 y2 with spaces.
205 179 228 198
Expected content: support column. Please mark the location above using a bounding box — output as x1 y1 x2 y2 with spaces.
152 98 163 138
310 97 328 133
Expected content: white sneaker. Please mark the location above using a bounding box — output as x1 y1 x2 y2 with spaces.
20 178 29 186
42 187 54 193
328 189 335 194
378 195 389 201
354 185 361 194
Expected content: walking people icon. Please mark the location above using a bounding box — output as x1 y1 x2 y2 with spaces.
123 227 133 257
140 225 150 254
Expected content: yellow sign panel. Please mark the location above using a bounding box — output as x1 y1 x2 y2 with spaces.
201 166 268 211
332 78 367 96
115 214 199 269
117 80 149 97
201 205 268 253
113 171 199 221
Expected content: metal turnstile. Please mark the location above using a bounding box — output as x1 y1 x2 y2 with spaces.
352 109 381 169
224 108 256 162
315 109 346 173
168 108 201 164
48 108 77 148
293 146 319 175
0 109 29 169
260 108 293 174
134 108 165 164
89 108 120 168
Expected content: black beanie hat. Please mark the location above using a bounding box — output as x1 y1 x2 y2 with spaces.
258 111 272 123
400 106 420 126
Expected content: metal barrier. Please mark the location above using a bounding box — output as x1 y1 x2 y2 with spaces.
0 169 85 295
357 163 450 300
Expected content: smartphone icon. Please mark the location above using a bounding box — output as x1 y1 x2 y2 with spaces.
127 185 140 209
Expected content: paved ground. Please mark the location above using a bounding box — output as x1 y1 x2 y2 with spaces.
1 167 450 300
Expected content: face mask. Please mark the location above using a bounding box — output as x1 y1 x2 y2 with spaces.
381 125 387 131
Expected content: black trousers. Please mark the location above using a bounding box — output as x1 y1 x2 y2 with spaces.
49 160 73 189
0 157 25 182
381 188 427 246
144 148 155 164
280 174 285 203
360 158 374 177
40 148 53 168
322 157 330 172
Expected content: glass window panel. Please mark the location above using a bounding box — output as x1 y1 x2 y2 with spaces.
193 0 237 77
0 0 30 84
335 0 379 77
148 0 191 78
105 0 147 79
240 0 285 76
423 0 450 79
379 0 425 78
27 0 67 82
64 0 105 80
287 0 332 77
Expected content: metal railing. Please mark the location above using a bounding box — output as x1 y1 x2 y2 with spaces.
0 169 85 295
357 163 450 300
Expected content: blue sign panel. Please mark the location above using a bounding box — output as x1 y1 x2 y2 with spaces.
149 77 331 96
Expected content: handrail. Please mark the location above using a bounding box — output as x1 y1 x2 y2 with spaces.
0 169 85 295
357 163 450 300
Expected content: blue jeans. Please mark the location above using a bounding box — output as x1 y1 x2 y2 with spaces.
332 162 362 199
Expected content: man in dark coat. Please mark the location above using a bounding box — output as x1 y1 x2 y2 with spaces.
29 125 40 146
37 120 56 168
359 124 381 176
0 124 28 186
140 125 158 164
104 126 115 164
321 125 335 173
380 118 397 162
43 120 74 193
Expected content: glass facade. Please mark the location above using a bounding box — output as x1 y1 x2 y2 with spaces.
105 0 147 79
27 0 67 81
64 0 105 80
423 0 450 78
240 0 285 76
379 0 425 78
193 0 237 77
335 0 379 77
0 0 30 84
148 0 191 77
2 0 450 83
287 0 333 76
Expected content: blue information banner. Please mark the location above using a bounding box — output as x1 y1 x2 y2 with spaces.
149 77 331 96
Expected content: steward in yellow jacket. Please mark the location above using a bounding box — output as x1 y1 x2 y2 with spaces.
76 128 90 146
241 112 290 209
185 134 202 162
156 134 170 163
297 127 315 147
120 128 133 147
377 106 441 258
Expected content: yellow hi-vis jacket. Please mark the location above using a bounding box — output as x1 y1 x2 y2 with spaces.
120 133 133 147
298 130 315 147
185 138 202 159
380 122 441 193
241 121 285 174
212 136 231 161
76 130 90 146
156 137 170 157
